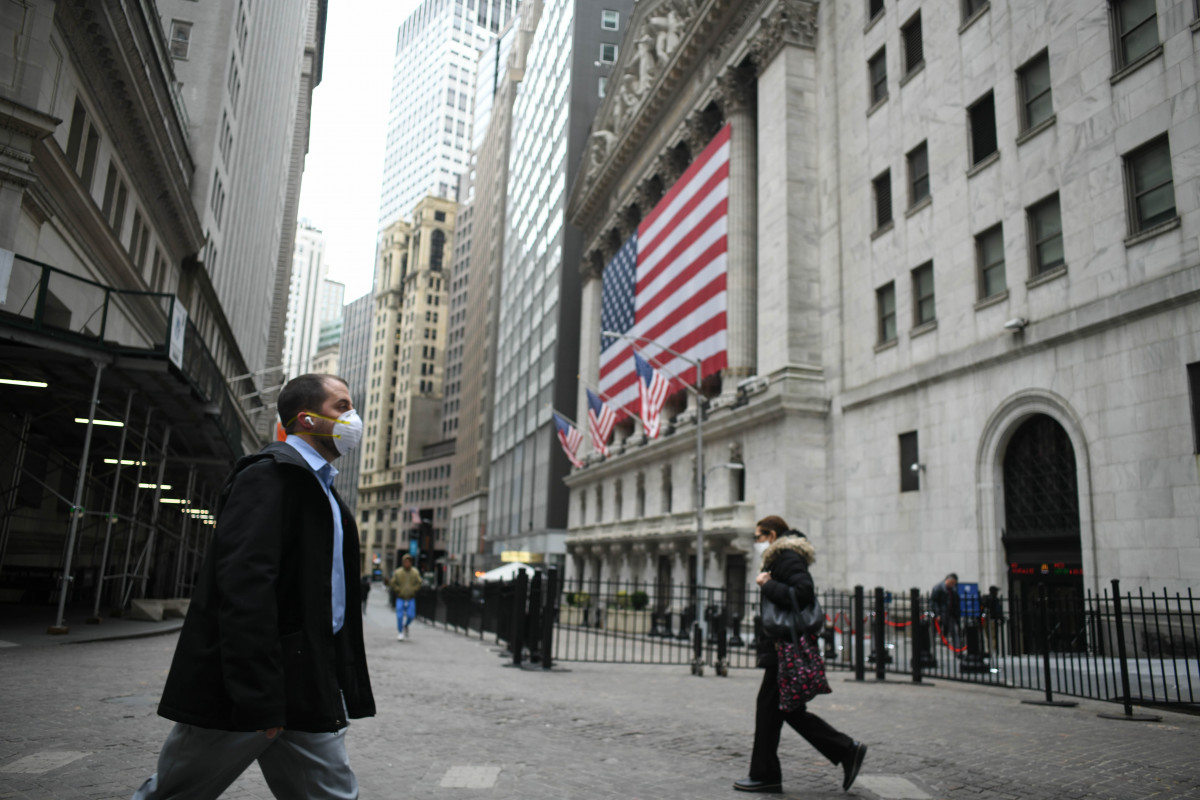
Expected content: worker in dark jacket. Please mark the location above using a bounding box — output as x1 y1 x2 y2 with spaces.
133 374 375 800
735 516 866 795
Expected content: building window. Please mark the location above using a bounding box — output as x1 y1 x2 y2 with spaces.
873 170 892 230
962 0 989 21
907 141 929 207
1123 135 1176 233
169 20 192 59
80 126 100 191
911 262 935 326
599 76 607 97
868 47 887 105
899 431 920 492
1017 50 1053 133
1027 194 1064 276
876 282 896 344
65 98 87 171
601 9 619 29
1188 362 1200 454
101 163 118 220
868 0 884 21
901 12 923 76
1111 0 1159 69
976 224 1006 299
600 43 617 63
968 91 998 166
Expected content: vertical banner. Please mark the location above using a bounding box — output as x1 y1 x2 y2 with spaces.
169 296 188 369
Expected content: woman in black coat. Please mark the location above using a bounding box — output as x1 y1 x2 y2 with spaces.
733 515 867 794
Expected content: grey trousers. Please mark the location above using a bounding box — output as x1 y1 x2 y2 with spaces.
131 722 358 800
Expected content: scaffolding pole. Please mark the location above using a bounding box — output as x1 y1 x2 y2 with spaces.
0 411 31 577
50 360 104 634
89 390 134 622
118 407 154 613
137 425 171 599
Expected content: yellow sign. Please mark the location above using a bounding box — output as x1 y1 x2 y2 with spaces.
500 550 544 563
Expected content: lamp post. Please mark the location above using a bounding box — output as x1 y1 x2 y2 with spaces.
600 331 744 657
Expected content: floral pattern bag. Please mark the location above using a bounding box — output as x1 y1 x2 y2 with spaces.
776 633 832 711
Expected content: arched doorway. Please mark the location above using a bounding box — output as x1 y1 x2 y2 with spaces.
1002 414 1085 652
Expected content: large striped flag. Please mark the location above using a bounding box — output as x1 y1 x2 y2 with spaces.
598 123 730 419
553 411 584 468
635 353 670 438
586 389 616 456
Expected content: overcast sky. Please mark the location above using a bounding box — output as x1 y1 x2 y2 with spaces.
297 0 421 303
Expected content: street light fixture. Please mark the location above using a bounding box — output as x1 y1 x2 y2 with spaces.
601 330 739 665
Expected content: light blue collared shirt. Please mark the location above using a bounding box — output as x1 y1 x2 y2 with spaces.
285 435 346 634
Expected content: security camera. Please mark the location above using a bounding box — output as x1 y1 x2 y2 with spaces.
1003 317 1028 332
910 463 919 473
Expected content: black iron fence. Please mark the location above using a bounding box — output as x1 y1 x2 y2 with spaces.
415 570 1198 712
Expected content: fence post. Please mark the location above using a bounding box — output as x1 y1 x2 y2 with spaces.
1022 582 1076 707
1098 578 1161 721
873 587 887 681
541 566 557 670
854 585 865 681
911 588 923 684
511 569 528 667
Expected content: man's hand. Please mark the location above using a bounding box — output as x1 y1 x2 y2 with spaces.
262 727 284 740
755 571 771 586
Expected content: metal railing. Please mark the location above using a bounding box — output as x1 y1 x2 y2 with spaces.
416 570 1198 712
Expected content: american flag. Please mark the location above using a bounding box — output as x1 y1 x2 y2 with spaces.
586 388 616 456
635 353 670 438
410 507 420 525
598 124 730 418
553 412 584 468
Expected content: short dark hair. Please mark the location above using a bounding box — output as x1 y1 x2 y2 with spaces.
756 515 789 538
277 374 347 433
946 572 959 582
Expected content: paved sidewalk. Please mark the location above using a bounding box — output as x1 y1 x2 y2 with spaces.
1 590 1198 799
0 603 184 649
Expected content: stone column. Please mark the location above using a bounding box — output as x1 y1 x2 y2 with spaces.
714 66 758 387
577 251 605 441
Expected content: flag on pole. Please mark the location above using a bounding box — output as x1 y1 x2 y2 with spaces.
410 507 420 525
553 412 584 468
635 353 670 439
586 388 616 457
598 123 730 419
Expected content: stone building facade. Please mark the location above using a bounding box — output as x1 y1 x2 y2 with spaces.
356 196 457 575
564 0 1200 608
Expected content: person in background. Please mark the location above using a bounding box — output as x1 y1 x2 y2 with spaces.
734 515 866 794
390 554 422 641
930 573 961 650
982 584 1005 655
361 572 372 614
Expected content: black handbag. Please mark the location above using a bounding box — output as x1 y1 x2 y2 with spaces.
761 586 824 639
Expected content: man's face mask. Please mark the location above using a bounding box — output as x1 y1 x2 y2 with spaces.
296 409 363 455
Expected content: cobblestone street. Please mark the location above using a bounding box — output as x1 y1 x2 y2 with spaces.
2 591 1199 799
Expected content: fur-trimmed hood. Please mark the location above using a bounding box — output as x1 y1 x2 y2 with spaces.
762 535 815 569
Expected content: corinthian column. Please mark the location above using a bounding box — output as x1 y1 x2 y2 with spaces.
714 66 758 385
577 251 605 438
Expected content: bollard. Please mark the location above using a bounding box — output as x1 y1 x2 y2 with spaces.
911 588 923 683
729 612 745 647
526 572 543 664
541 566 557 670
511 569 528 666
873 587 887 680
691 621 704 676
854 585 865 681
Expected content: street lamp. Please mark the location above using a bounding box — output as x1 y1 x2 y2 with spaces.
600 330 742 662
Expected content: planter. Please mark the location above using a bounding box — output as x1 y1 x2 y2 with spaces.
560 606 589 626
608 608 650 634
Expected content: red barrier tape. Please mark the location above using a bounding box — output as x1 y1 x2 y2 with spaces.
933 617 968 653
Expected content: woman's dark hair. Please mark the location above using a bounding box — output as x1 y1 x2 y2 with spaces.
277 374 346 433
755 515 789 538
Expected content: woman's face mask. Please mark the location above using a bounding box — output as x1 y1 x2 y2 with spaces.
753 541 769 562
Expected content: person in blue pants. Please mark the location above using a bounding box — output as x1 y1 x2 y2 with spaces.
390 554 422 640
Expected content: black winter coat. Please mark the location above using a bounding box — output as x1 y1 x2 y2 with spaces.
157 442 375 732
756 537 816 667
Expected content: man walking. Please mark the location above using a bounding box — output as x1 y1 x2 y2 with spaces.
390 554 422 641
930 573 961 650
132 374 374 799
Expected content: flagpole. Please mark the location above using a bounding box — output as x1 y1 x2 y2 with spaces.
603 330 709 669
